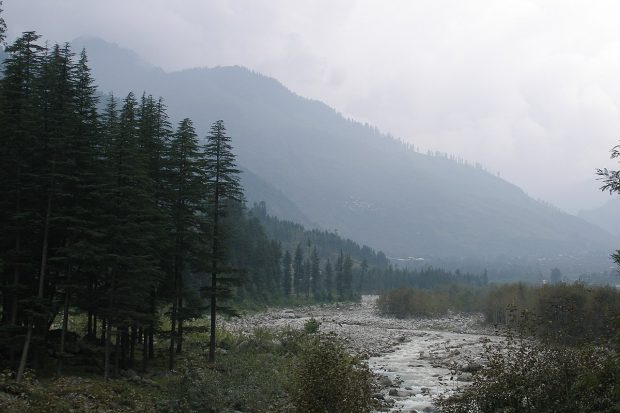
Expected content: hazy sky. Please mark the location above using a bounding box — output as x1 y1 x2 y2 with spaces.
5 0 620 212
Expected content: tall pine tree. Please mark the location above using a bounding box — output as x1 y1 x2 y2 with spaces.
202 120 244 363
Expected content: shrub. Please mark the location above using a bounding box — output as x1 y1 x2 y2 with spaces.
303 317 320 334
435 339 620 413
288 332 377 413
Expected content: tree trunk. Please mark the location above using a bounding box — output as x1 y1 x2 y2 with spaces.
17 194 52 383
121 326 128 370
209 269 217 363
169 289 177 370
93 314 98 342
148 327 154 360
87 311 93 340
177 319 183 354
129 325 136 368
56 286 70 376
141 327 149 372
101 318 107 345
114 326 121 377
104 321 112 380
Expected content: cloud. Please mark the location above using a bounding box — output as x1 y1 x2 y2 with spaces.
5 0 620 211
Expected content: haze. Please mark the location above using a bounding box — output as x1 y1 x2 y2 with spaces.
5 0 620 212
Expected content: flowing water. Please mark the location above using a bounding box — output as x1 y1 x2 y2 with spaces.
369 329 495 412
226 296 498 413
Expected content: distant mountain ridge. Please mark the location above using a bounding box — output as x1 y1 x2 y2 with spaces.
578 198 620 237
70 36 617 260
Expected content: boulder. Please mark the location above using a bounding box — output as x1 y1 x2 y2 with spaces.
461 361 482 373
457 372 473 382
378 375 393 387
388 389 409 397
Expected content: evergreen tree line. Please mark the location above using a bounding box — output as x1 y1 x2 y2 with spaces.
250 202 487 299
0 30 385 380
0 30 489 381
0 32 253 379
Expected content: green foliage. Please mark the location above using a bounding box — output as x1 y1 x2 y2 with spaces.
377 285 486 317
288 332 377 413
484 282 620 345
435 339 620 413
166 349 290 413
303 317 320 334
0 371 161 413
0 1 5 46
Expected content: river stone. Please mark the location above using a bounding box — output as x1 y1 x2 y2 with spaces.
388 389 409 397
457 372 473 381
461 361 482 373
378 375 393 387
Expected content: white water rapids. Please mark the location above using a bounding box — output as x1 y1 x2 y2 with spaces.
226 295 499 413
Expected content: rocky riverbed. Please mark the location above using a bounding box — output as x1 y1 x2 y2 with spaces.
225 296 500 413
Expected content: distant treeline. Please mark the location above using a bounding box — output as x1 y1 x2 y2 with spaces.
378 283 620 345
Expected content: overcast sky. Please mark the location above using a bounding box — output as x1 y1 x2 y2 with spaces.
5 0 620 212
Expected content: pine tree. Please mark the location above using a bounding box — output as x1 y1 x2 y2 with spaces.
324 260 334 301
0 1 6 46
310 247 321 298
282 250 292 297
293 244 304 297
0 32 44 372
202 120 244 363
343 254 353 299
13 38 77 382
165 118 206 370
336 251 344 300
358 259 368 292
99 93 162 378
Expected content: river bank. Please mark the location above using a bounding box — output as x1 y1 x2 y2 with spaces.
225 295 499 412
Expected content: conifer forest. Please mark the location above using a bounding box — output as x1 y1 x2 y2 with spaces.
0 3 619 413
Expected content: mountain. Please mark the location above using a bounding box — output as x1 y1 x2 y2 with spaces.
241 167 316 229
578 198 620 237
71 37 618 260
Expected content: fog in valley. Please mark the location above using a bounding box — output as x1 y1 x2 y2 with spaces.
0 2 619 412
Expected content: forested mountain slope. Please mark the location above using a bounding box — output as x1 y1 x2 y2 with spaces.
71 36 617 259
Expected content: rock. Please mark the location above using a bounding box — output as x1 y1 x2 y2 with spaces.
461 361 482 373
125 369 138 378
388 388 409 397
457 372 473 382
372 393 385 400
378 375 393 387
237 340 250 350
422 406 435 412
281 310 296 318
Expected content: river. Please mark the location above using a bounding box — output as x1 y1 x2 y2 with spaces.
226 295 498 413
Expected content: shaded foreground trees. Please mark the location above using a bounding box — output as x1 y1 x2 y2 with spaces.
0 31 250 377
0 30 382 380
